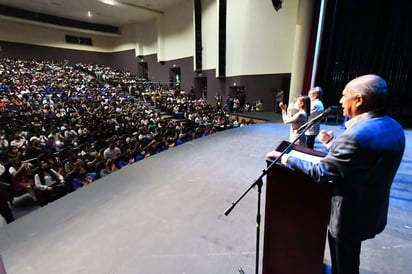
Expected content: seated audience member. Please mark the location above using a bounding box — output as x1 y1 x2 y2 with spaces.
34 161 67 206
78 142 96 159
42 150 65 175
30 132 48 147
0 134 9 156
85 151 103 173
9 133 27 151
72 167 96 190
7 145 22 162
24 138 45 159
43 136 58 154
99 159 118 178
48 129 65 152
63 153 84 176
116 150 135 169
8 158 36 200
134 150 145 162
125 137 140 156
103 141 122 160
78 126 91 138
63 126 78 139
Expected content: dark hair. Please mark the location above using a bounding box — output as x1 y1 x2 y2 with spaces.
38 163 58 185
298 96 311 117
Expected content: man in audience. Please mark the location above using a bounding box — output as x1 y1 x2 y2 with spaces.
99 159 118 178
103 141 122 160
24 138 45 159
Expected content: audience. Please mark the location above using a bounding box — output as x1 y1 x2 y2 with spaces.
0 57 258 213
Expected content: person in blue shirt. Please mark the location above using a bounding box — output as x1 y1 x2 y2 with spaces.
72 167 96 190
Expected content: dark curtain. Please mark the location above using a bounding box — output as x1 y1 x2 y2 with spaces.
315 0 412 127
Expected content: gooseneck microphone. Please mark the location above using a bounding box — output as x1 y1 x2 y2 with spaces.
296 107 336 133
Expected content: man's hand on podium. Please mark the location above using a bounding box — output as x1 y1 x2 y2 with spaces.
265 150 289 165
318 130 334 144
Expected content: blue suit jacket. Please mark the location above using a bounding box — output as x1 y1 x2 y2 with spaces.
287 114 405 241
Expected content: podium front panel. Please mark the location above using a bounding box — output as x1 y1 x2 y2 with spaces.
262 143 332 274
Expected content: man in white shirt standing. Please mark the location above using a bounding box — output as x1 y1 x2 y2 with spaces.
305 86 324 149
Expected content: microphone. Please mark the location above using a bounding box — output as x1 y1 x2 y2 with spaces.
296 107 336 133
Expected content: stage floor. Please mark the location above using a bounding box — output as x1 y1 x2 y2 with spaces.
1 120 412 274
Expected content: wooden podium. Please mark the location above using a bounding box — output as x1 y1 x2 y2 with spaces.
262 141 332 274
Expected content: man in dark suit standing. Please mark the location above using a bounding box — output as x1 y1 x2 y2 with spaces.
266 74 405 273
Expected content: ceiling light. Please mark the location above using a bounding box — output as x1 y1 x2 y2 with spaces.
99 0 120 6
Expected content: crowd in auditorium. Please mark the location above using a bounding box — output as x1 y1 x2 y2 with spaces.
0 57 255 217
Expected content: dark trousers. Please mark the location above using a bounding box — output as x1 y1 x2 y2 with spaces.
0 190 14 223
306 135 316 149
34 184 67 206
328 231 361 274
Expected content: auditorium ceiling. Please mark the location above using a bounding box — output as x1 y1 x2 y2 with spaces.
0 0 187 28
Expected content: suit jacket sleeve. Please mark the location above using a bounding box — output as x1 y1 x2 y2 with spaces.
286 132 359 185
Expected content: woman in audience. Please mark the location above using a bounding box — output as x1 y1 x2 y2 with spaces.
42 149 65 176
8 158 36 201
6 141 20 159
34 161 67 206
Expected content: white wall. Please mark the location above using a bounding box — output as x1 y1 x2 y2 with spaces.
0 17 118 52
0 0 195 61
201 0 218 71
226 0 298 76
157 0 194 61
136 20 158 56
112 23 137 52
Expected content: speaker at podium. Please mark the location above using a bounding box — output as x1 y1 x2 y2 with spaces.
262 141 332 274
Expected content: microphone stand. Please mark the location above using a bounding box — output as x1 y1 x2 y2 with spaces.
224 122 314 274
296 107 331 134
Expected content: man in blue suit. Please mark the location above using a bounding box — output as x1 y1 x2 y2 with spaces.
266 74 405 273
